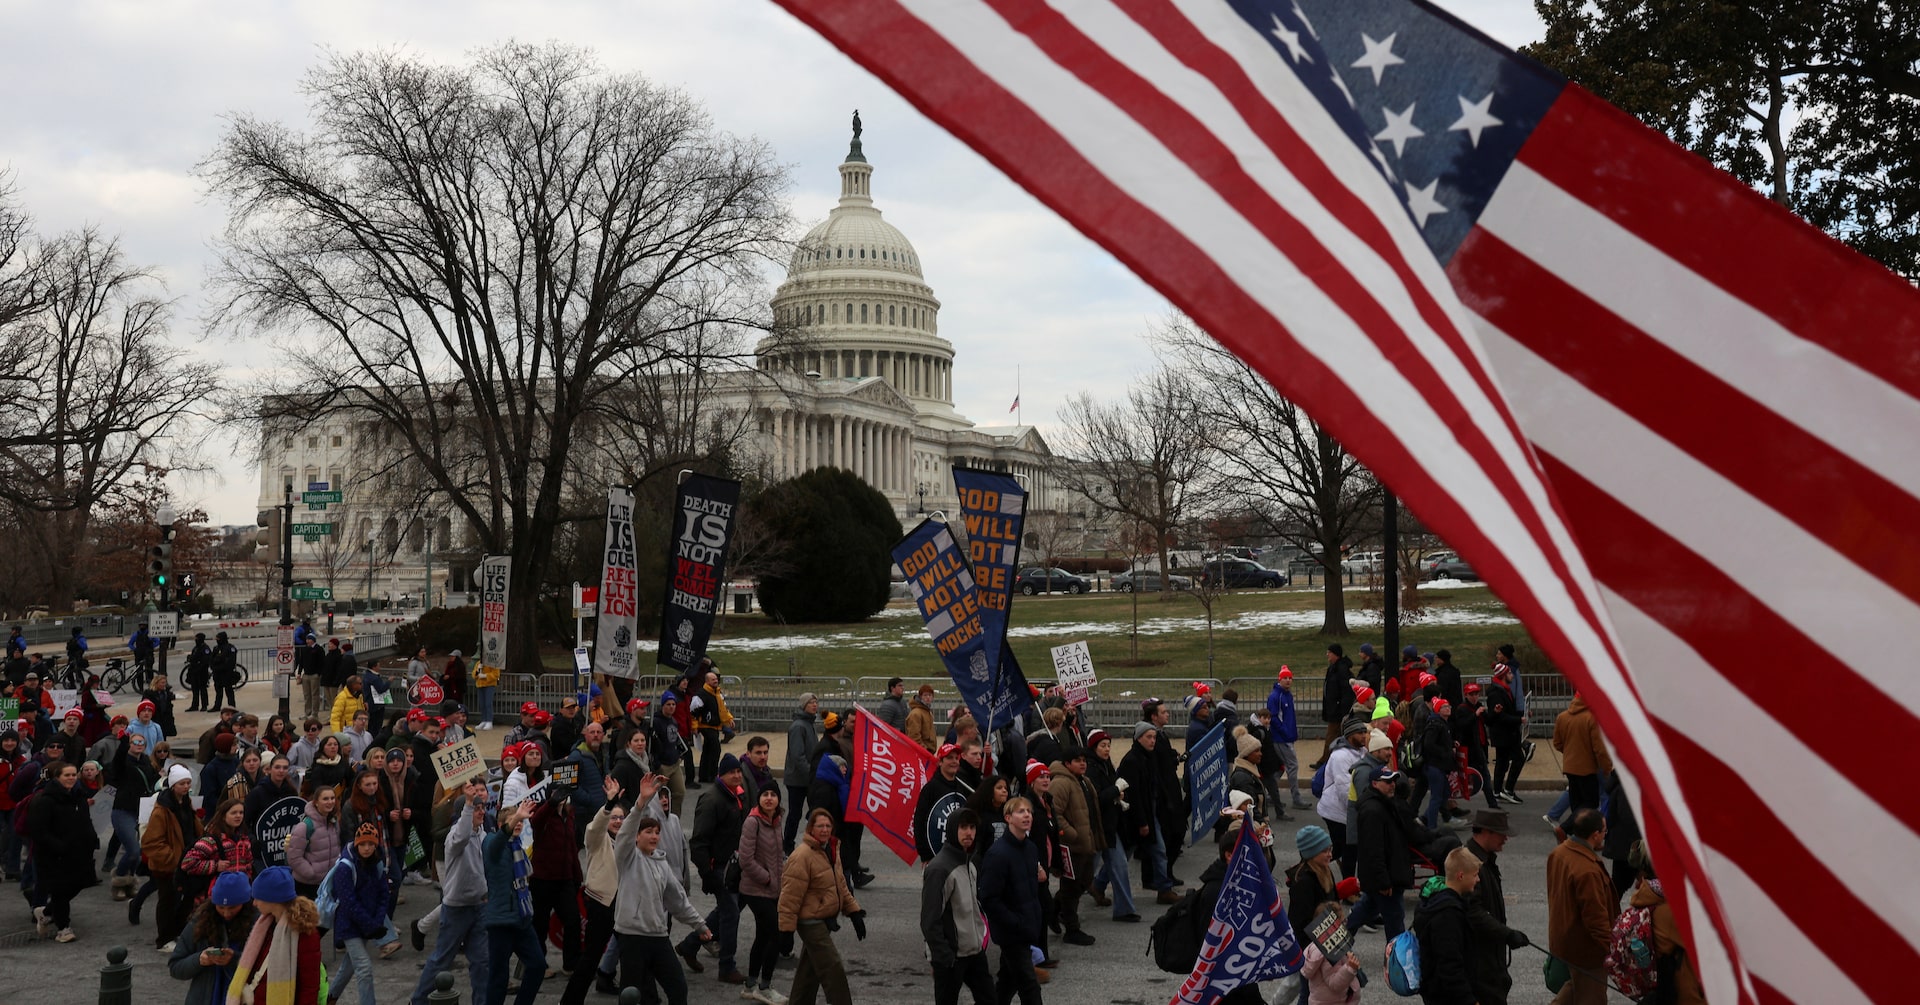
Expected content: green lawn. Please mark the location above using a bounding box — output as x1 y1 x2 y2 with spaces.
564 583 1543 690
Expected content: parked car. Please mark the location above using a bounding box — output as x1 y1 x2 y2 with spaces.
1015 567 1090 595
1112 570 1192 593
1198 558 1289 588
1341 550 1384 575
1424 552 1479 581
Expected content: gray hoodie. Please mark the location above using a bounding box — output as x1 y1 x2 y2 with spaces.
440 794 491 907
920 814 987 966
612 829 707 937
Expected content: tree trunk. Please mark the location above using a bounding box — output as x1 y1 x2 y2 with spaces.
1318 552 1348 636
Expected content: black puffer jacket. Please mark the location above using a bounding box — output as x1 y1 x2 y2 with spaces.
1420 712 1454 775
1484 682 1524 748
1354 784 1425 892
978 828 1042 948
1413 888 1476 1005
1321 657 1354 723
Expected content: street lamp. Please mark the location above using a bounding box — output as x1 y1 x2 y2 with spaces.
916 481 928 515
365 530 376 614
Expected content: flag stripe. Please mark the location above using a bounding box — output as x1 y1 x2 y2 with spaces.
1519 87 1920 398
1453 227 1920 605
1477 160 1920 507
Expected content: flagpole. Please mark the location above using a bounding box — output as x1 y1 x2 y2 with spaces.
1016 366 1023 425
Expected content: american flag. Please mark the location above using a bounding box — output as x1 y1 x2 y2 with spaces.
770 2 1920 1002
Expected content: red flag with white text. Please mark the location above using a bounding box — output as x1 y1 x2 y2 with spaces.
846 703 937 866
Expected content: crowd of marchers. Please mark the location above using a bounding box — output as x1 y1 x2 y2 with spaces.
0 622 1706 1005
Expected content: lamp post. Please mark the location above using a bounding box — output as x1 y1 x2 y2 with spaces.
364 531 375 614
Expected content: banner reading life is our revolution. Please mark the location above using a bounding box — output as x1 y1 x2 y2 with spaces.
892 518 1032 730
595 486 641 680
478 555 511 675
657 473 741 674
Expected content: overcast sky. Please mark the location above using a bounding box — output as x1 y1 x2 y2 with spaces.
0 0 1544 526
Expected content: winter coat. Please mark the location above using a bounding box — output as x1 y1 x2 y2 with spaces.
528 798 581 882
330 848 391 942
110 735 159 814
167 901 258 1005
1299 942 1361 1005
1354 783 1426 892
1321 657 1354 723
1433 659 1463 707
1462 837 1523 1005
1357 655 1385 696
329 685 367 736
1266 684 1300 743
581 804 620 907
565 741 609 816
1420 712 1454 776
244 777 300 832
182 830 254 884
1484 682 1524 748
143 787 202 874
913 772 975 862
978 828 1042 948
737 805 785 899
809 754 850 820
1284 860 1340 945
1413 888 1476 1005
29 780 99 895
1628 879 1708 1005
776 830 860 931
920 811 988 967
1048 762 1104 854
875 693 908 733
1545 838 1616 970
482 828 534 929
1316 743 1366 824
285 803 343 887
301 756 350 799
904 697 937 753
1347 751 1392 834
689 780 747 886
1087 757 1125 845
650 711 687 765
784 710 818 784
1116 743 1160 837
1553 696 1611 776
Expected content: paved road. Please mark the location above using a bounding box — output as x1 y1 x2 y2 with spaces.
0 776 1638 1005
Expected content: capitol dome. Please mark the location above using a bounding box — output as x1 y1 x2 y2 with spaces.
763 113 955 414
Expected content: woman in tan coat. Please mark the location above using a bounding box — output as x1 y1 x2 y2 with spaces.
778 808 864 1005
141 764 204 952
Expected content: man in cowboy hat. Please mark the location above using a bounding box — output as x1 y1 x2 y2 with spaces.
1462 809 1532 1005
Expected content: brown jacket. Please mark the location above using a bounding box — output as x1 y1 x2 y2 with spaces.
1630 879 1707 1005
1047 761 1104 854
141 792 202 874
777 831 860 932
1552 696 1612 776
1545 838 1617 969
905 698 938 753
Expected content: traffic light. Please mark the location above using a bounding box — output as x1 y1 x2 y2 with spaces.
178 572 196 602
149 524 175 590
255 509 282 564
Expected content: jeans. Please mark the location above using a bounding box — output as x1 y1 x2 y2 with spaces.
109 808 143 876
617 933 690 1005
334 937 380 1005
387 844 407 916
409 903 492 1005
993 943 1043 1005
742 893 780 987
1344 887 1405 940
485 923 547 1005
1421 764 1448 830
1090 844 1137 918
1139 821 1173 892
681 885 739 974
933 954 995 1005
476 686 495 726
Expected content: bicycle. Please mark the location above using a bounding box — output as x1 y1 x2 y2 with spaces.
98 657 142 694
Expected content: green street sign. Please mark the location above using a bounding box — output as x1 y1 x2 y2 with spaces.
292 586 333 601
302 490 343 506
290 522 334 536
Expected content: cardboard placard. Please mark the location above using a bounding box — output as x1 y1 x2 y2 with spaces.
0 698 17 722
1049 641 1097 706
253 796 309 867
549 761 580 789
430 737 485 788
1308 905 1354 965
49 689 78 718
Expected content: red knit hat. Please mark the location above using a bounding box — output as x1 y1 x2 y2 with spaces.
1025 760 1050 785
1353 686 1375 706
1277 666 1292 681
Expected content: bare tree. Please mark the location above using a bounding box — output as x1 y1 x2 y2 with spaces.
1155 315 1381 635
0 174 43 347
0 229 218 611
204 43 793 669
1051 368 1212 603
1022 509 1084 580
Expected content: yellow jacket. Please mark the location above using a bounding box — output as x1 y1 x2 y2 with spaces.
330 684 368 734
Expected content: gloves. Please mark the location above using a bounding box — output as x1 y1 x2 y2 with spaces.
1114 777 1129 792
849 911 868 941
1507 929 1531 949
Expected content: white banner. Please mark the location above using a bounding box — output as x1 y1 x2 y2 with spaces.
1050 641 1098 707
479 555 511 675
594 486 641 680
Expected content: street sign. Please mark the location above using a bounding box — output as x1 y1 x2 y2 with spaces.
276 624 296 675
150 611 180 639
290 522 334 536
301 491 342 510
291 586 333 601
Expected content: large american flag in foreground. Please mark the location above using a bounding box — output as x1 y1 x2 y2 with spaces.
773 0 1920 1000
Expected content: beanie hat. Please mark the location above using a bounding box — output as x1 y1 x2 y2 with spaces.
211 871 252 907
1359 643 1374 656
386 746 407 761
167 763 193 787
63 708 82 721
1336 876 1363 900
1226 790 1255 813
1432 699 1452 716
250 866 297 904
1086 729 1109 749
659 691 679 706
1368 729 1393 753
797 692 818 708
1325 642 1343 656
1403 644 1418 658
1277 666 1292 680
137 699 156 715
1341 714 1370 738
822 712 840 732
1418 672 1437 689
354 822 381 846
1352 686 1375 706
214 733 236 754
1181 693 1207 715
1133 721 1155 741
717 753 741 776
1497 643 1516 658
1235 732 1261 759
501 743 523 761
1296 824 1332 860
1385 679 1403 699
1025 760 1049 785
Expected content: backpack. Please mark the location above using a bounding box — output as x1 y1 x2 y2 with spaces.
1385 930 1422 996
1398 732 1424 771
1606 905 1660 999
313 858 350 930
1148 887 1206 974
1310 760 1327 798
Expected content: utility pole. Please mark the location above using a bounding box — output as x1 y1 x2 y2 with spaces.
1382 488 1399 668
278 484 294 721
153 504 177 685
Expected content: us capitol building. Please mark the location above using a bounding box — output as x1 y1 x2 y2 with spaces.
256 117 1063 604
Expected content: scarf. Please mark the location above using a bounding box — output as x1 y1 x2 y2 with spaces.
509 833 535 919
227 914 296 1005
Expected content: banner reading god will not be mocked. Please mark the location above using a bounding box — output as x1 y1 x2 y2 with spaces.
892 518 1032 730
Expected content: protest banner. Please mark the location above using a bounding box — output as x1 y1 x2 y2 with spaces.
431 737 485 788
1049 641 1097 706
49 689 78 718
1186 719 1229 846
892 518 1033 730
409 676 444 707
845 703 937 865
549 761 580 790
657 473 741 673
0 698 17 722
478 555 511 676
253 797 309 867
1173 824 1304 1004
594 486 641 680
1307 906 1355 966
952 467 1026 707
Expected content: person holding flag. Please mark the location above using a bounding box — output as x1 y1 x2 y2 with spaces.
1173 820 1305 1005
